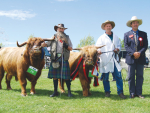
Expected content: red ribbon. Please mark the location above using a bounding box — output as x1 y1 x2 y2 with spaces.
138 37 143 46
59 40 63 43
83 61 89 82
71 57 83 80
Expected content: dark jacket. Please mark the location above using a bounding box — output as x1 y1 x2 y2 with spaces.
124 30 148 65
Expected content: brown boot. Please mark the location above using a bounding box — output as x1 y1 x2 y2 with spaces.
119 93 126 99
105 92 110 97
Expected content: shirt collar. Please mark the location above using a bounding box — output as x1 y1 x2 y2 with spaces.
105 31 113 36
131 29 138 34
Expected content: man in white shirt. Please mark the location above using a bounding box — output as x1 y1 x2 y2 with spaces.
96 20 126 99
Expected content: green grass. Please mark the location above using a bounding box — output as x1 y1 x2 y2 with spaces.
0 69 150 113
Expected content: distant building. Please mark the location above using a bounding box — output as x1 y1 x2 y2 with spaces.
119 47 127 59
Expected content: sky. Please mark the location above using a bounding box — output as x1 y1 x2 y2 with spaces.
0 0 150 48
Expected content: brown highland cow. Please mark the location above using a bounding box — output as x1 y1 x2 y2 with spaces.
0 37 54 96
59 45 104 96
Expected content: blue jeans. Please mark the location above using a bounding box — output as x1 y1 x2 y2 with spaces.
100 73 116 80
103 64 123 95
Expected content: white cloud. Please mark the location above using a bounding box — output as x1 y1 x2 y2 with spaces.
2 42 16 45
0 10 36 20
56 0 74 1
2 41 27 47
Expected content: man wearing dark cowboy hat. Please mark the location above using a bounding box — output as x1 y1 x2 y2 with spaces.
96 20 126 99
124 16 148 99
43 23 73 97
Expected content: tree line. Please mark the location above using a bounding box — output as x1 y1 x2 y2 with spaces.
77 35 124 48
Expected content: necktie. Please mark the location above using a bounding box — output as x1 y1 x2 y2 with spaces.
134 32 137 51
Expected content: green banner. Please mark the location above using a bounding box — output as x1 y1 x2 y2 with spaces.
27 66 38 76
88 70 94 77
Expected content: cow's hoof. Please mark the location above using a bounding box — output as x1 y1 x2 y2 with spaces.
7 88 12 90
83 90 89 97
30 92 35 95
83 93 88 97
21 93 27 96
61 90 65 93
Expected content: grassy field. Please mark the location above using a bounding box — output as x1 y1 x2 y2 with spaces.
0 68 150 113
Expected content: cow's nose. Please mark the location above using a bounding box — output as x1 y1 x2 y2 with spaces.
86 60 94 65
33 46 41 53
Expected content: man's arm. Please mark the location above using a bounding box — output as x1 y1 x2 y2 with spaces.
96 36 103 55
67 46 72 51
124 33 135 56
66 36 73 51
134 32 148 59
138 32 148 55
114 36 121 53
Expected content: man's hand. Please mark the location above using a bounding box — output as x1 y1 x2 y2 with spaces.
114 48 119 53
63 42 68 49
41 42 47 47
97 50 102 55
133 52 140 59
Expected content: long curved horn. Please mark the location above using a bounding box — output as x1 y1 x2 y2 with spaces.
96 45 105 49
43 36 55 41
73 48 82 50
17 41 27 47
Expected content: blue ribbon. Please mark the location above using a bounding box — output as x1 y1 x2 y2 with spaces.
41 47 45 59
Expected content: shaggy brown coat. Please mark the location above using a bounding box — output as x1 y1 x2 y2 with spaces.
0 37 53 96
58 45 104 96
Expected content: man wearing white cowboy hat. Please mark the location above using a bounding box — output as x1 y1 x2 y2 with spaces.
43 23 73 97
96 20 126 99
124 16 148 99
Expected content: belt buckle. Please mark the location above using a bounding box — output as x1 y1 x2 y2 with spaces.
57 53 61 57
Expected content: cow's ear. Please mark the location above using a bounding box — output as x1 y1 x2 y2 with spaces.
73 48 82 50
96 45 105 49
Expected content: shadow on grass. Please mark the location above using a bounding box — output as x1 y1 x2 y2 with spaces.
5 88 150 100
9 88 53 97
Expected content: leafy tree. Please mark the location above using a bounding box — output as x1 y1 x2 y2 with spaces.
28 34 34 39
0 43 4 47
120 38 124 48
77 35 95 48
119 38 124 48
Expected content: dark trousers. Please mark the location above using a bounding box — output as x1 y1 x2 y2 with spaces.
128 63 144 96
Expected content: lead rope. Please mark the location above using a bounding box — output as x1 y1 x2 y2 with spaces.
98 51 115 68
60 44 63 97
98 44 116 68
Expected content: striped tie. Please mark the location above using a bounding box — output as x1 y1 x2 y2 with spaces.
134 32 137 51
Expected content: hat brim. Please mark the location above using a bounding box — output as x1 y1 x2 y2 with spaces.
126 19 142 27
101 21 115 30
54 26 67 32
